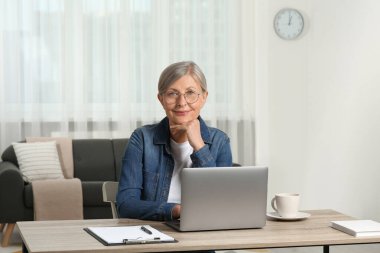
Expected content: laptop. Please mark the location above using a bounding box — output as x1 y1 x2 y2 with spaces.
165 166 268 231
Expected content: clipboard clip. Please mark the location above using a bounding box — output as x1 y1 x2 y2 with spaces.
123 237 161 244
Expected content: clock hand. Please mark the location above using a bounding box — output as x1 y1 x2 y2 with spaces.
288 15 293 25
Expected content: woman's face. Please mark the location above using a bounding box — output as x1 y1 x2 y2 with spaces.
158 75 208 125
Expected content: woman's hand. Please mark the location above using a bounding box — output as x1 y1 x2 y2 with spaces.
172 204 181 219
170 119 205 151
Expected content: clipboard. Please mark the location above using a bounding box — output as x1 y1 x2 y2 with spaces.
84 225 177 246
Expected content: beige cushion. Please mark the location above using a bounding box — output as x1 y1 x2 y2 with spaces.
26 137 74 179
13 141 64 182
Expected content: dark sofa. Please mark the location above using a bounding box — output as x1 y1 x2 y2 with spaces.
0 138 128 246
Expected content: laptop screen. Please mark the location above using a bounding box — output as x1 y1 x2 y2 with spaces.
166 166 268 231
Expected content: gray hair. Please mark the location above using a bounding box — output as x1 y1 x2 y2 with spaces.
158 61 207 95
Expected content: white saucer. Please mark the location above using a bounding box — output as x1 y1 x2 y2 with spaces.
266 212 311 221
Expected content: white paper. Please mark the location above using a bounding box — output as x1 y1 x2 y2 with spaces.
86 225 175 244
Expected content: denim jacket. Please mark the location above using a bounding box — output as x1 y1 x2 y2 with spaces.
116 116 232 221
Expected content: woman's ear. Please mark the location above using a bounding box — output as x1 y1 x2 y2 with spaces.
200 91 208 107
203 91 208 100
157 94 164 106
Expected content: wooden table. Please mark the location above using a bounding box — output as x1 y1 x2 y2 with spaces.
17 210 380 253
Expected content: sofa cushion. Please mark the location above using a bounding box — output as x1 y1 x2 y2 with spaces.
82 181 108 206
26 137 74 179
73 139 115 181
112 138 128 181
13 142 64 182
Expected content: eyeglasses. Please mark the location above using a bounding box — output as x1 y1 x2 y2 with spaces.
163 90 201 104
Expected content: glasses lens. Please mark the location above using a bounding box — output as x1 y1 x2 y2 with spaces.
185 91 199 104
164 92 177 104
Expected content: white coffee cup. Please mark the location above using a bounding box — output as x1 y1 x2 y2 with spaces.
271 193 300 218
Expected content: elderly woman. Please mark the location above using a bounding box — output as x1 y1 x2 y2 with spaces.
117 61 232 221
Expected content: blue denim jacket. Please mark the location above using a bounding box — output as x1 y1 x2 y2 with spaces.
116 116 232 221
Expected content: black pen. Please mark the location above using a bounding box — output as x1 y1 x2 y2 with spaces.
140 226 153 235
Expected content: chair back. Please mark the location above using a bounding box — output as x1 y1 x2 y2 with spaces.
102 181 119 218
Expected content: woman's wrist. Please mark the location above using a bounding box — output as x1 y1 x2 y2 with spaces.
192 141 205 152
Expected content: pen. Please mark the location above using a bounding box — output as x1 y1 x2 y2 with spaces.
140 226 153 235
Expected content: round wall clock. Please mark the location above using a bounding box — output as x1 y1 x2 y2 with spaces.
274 8 304 40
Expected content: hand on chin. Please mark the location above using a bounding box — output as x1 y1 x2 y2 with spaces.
169 121 189 141
169 118 194 142
169 118 204 151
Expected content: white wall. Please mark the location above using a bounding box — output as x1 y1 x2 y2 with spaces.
256 0 380 221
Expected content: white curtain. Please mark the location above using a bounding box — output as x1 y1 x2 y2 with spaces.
0 0 256 165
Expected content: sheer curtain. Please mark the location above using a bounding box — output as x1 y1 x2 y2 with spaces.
0 0 256 165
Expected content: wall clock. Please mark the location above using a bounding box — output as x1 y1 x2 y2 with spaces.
274 8 304 40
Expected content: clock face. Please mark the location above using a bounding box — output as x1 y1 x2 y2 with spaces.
274 8 304 40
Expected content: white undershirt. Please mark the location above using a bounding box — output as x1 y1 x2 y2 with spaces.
167 139 193 204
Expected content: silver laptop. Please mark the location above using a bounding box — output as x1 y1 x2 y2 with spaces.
165 166 268 231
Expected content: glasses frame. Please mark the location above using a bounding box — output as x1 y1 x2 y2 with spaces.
162 90 202 105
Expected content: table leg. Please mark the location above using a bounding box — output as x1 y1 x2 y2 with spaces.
0 223 5 232
1 223 15 247
323 245 329 253
22 243 29 253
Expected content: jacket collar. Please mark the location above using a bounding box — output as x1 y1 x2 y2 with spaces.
153 116 211 145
